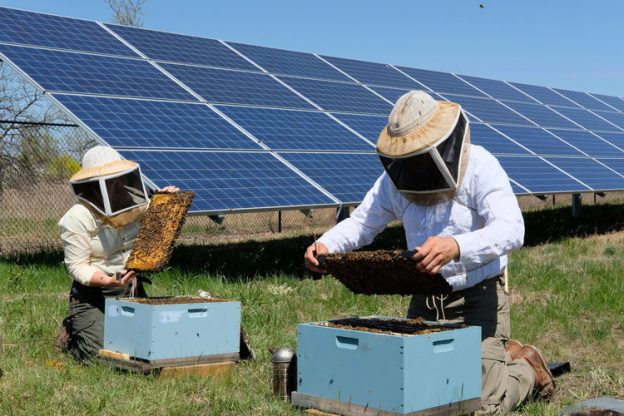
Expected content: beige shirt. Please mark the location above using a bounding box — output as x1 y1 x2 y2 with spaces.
58 204 140 286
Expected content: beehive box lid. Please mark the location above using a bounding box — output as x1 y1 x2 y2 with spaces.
117 296 233 305
127 191 194 272
319 250 452 295
318 316 464 336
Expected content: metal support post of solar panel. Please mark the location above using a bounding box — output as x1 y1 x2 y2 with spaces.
2 6 624 218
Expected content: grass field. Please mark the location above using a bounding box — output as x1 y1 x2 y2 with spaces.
1 205 624 415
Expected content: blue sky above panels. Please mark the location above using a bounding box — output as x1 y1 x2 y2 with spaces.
0 0 623 97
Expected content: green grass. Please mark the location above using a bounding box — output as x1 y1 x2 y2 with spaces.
1 231 624 415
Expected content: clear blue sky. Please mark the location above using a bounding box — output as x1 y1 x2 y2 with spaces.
1 0 623 97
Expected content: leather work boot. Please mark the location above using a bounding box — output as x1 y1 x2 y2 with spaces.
518 345 555 399
505 339 523 360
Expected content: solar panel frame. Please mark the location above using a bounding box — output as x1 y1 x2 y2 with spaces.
0 7 138 56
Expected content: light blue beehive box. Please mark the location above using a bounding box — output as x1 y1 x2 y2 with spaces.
104 297 240 361
295 316 482 415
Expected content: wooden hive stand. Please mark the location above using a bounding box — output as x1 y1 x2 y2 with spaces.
97 349 237 379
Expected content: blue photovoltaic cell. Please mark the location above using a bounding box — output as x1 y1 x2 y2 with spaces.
509 82 579 108
119 150 335 211
277 76 392 114
456 74 538 104
107 24 257 71
226 41 350 81
54 94 261 150
509 180 528 194
495 125 584 156
547 129 624 158
0 44 194 100
331 113 386 143
279 152 382 204
497 156 588 193
501 101 579 129
0 7 136 56
596 159 624 178
594 132 624 151
368 86 413 105
552 88 615 112
397 66 486 97
321 55 422 89
589 93 624 113
470 123 531 155
161 63 314 109
553 106 621 132
217 106 372 151
545 157 624 191
442 94 532 126
592 110 624 131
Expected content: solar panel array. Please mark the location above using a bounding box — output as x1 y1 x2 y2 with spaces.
2 6 624 214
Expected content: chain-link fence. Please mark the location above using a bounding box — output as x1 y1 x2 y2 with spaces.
0 122 347 255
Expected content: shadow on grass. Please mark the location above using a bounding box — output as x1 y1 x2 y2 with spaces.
4 203 624 280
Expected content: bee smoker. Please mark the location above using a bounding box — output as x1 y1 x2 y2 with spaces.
271 347 297 401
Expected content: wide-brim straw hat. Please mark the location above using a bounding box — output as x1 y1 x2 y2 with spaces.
377 90 461 158
70 145 138 183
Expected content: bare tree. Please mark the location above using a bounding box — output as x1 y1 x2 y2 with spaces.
106 0 147 27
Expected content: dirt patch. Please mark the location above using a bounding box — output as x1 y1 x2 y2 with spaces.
122 296 228 305
319 250 451 295
127 191 194 272
323 317 462 335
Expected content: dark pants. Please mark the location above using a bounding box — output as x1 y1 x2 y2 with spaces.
407 276 535 415
62 280 145 362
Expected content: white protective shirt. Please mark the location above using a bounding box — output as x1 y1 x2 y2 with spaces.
317 145 525 292
58 204 139 286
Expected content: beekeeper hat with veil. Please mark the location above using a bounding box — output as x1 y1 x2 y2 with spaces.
69 145 149 227
376 90 472 205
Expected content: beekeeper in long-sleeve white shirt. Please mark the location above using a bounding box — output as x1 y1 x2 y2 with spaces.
304 91 555 414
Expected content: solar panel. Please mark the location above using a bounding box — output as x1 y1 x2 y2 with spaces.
119 150 336 212
106 24 257 70
277 76 393 114
552 88 615 112
497 156 589 193
368 86 413 104
592 110 624 130
596 158 624 177
469 123 531 155
216 106 373 151
330 113 386 143
321 55 423 89
495 125 585 156
547 129 624 158
0 7 136 56
589 93 624 113
545 157 624 191
508 82 579 108
501 100 580 129
0 44 194 100
53 94 262 150
278 152 382 204
553 106 622 132
226 41 351 81
594 132 624 151
160 63 314 109
456 74 538 104
397 66 486 97
442 94 533 126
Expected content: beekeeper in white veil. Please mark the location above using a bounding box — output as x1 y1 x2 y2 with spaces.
305 91 555 414
56 145 178 361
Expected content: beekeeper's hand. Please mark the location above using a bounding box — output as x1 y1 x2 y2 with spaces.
90 269 137 287
304 241 329 273
159 185 180 193
413 236 460 274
